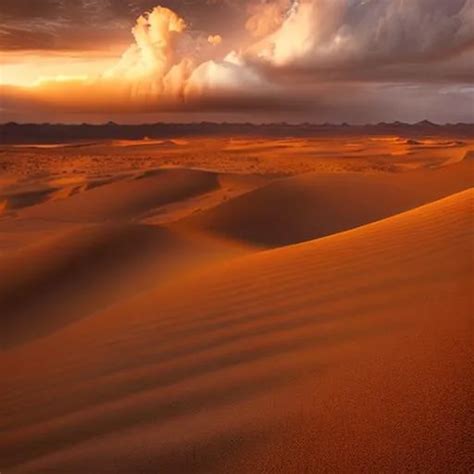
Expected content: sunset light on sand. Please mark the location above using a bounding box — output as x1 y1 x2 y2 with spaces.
1 1 473 473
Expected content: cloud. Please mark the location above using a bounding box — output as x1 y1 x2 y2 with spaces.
102 6 272 102
245 0 290 38
248 0 474 78
208 34 222 46
1 6 275 115
103 7 189 90
1 1 473 122
0 0 245 52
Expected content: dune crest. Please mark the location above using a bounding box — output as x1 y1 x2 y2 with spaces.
181 159 474 246
0 223 252 349
21 168 220 222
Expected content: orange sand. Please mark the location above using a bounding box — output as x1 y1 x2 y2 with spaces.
0 136 473 472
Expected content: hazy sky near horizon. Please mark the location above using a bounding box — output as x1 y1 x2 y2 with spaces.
1 0 473 123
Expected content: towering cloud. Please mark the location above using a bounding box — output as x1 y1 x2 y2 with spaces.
98 5 272 107
103 7 193 99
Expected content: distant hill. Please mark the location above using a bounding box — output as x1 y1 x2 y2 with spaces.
1 122 473 144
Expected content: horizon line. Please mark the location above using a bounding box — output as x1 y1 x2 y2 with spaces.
2 121 473 127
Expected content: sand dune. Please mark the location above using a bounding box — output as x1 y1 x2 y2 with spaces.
182 158 474 246
0 223 251 349
0 187 54 212
0 166 272 347
0 171 270 254
1 188 472 473
21 168 220 222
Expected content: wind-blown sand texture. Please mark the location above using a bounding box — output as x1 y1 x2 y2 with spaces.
1 133 473 472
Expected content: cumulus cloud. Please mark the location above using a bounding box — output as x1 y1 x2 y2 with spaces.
249 0 474 77
102 6 272 103
103 7 191 98
208 34 222 46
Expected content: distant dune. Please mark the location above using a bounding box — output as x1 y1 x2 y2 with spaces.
22 168 219 222
182 158 473 246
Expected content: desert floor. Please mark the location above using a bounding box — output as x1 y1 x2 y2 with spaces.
1 134 473 472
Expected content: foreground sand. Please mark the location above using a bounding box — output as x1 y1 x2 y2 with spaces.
1 137 473 472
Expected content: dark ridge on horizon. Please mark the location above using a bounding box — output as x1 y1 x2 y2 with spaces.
1 121 473 144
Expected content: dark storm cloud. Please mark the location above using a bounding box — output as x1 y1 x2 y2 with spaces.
0 0 247 51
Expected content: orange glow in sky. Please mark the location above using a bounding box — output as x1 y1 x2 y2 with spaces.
1 1 473 123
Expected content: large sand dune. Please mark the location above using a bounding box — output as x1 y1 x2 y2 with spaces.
182 158 474 246
2 186 472 472
0 223 251 349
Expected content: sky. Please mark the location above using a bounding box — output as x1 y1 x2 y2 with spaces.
1 0 473 123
